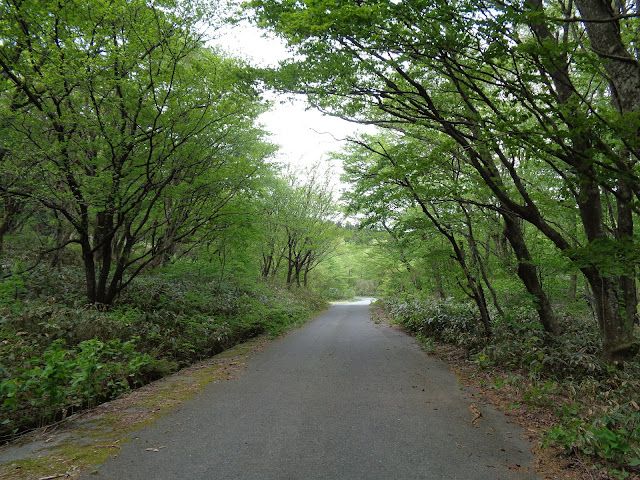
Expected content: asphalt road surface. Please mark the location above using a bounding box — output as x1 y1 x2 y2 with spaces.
87 298 541 480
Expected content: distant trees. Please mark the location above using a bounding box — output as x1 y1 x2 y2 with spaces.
256 168 340 288
249 0 640 360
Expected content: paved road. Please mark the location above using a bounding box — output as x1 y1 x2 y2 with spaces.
87 299 540 479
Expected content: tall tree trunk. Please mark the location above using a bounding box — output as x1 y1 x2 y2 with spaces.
616 179 638 327
286 261 294 286
0 212 9 256
461 205 505 321
95 211 114 304
50 220 71 269
583 267 636 361
0 194 21 256
577 175 635 361
82 236 97 304
502 211 560 335
261 251 273 277
574 0 640 116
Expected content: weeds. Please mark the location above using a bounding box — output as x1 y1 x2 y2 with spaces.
0 261 325 442
545 402 640 471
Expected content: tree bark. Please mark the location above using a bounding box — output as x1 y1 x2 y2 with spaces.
0 212 9 256
576 173 635 361
461 205 506 321
502 211 560 335
573 0 640 115
615 178 638 327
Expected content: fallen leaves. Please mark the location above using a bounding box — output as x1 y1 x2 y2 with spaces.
469 402 483 426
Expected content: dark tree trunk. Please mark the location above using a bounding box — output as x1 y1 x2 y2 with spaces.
616 179 638 327
50 221 71 269
261 252 273 277
0 194 22 256
503 212 560 335
405 183 492 337
583 267 636 361
0 212 9 256
82 236 97 304
576 174 636 361
95 211 114 304
574 0 640 115
461 205 505 320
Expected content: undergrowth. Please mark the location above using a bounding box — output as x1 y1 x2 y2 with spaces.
382 294 640 478
0 261 325 442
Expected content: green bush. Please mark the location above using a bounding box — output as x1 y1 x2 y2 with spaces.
0 261 326 442
0 270 26 310
545 402 640 472
0 337 167 438
384 296 486 351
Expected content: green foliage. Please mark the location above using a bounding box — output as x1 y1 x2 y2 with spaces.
545 402 640 472
0 337 161 434
252 166 341 288
0 0 275 305
312 235 388 299
0 260 326 442
566 238 640 277
384 296 487 351
250 0 640 362
0 270 25 310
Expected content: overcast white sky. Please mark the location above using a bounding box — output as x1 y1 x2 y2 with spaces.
210 20 371 191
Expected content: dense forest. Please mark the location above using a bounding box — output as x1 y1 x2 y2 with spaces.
1 0 640 478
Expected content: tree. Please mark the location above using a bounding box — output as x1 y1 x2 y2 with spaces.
0 0 275 304
250 166 340 287
281 168 339 288
340 134 503 336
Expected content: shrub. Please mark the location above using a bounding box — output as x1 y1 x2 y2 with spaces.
0 337 167 439
545 402 640 472
384 296 486 351
1 261 326 441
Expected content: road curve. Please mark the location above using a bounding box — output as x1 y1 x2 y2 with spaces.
86 299 540 479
